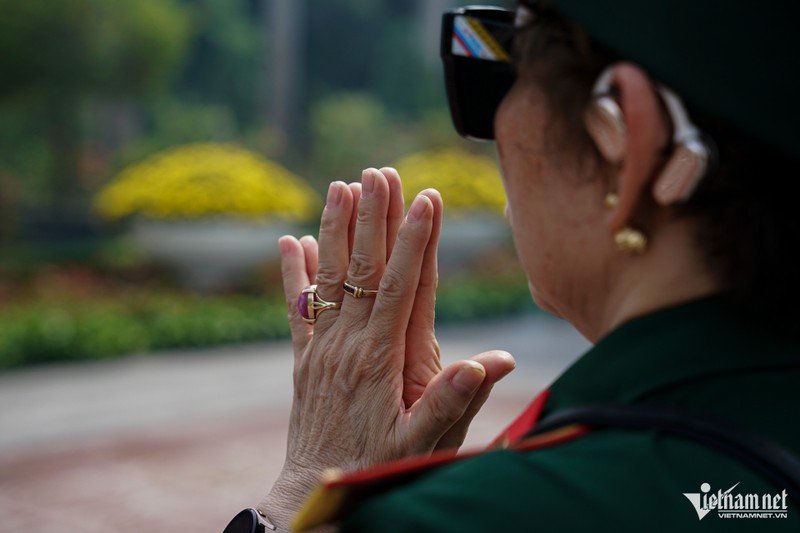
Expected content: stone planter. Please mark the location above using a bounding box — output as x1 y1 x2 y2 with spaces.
133 218 298 291
438 212 510 273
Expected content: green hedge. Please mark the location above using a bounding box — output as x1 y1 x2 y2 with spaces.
436 276 534 323
0 294 290 370
0 276 533 371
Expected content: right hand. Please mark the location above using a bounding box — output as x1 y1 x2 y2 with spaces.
261 168 515 528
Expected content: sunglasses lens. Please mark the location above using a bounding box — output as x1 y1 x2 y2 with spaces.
441 9 516 141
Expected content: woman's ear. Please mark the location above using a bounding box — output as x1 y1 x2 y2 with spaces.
584 63 671 230
584 69 626 163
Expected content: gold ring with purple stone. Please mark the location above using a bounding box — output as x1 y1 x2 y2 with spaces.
343 281 379 299
297 284 342 324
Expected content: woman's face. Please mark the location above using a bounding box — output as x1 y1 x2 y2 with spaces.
494 75 608 321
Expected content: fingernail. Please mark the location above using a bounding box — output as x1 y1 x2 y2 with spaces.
406 195 430 223
278 236 292 256
362 169 375 197
451 363 485 396
327 181 344 207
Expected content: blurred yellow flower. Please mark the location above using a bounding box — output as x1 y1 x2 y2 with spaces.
391 148 505 214
94 143 320 221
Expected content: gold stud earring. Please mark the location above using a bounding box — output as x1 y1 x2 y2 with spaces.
604 192 647 254
614 226 647 255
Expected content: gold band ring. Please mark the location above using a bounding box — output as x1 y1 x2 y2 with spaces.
298 285 342 324
343 281 379 299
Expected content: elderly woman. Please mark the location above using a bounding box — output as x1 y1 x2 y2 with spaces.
224 0 800 531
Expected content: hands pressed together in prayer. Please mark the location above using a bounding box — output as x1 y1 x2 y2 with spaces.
260 168 515 529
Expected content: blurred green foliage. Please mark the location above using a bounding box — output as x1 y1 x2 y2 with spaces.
310 92 392 179
0 0 480 224
436 276 535 323
0 274 532 371
0 293 290 369
0 0 524 370
0 0 190 206
0 0 188 97
178 0 263 125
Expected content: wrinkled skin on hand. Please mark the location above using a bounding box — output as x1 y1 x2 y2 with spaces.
259 168 515 529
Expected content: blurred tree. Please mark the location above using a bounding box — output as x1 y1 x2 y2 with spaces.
310 92 391 181
0 0 189 210
302 0 466 138
0 0 479 243
102 0 264 171
177 0 263 127
267 0 305 152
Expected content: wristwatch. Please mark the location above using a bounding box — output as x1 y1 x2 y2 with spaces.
222 508 281 533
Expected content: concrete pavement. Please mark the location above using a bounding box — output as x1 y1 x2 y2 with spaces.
0 312 589 532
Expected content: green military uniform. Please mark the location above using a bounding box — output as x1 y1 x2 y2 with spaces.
342 297 800 531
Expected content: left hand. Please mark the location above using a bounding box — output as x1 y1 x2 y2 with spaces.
260 168 515 529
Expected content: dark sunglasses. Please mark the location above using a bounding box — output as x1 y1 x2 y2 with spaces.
441 6 516 141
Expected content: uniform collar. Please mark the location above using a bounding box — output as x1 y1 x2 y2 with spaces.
544 295 800 414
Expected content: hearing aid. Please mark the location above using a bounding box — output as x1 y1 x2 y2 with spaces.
585 67 715 205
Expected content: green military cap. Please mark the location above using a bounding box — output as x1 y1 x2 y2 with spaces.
550 0 800 159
